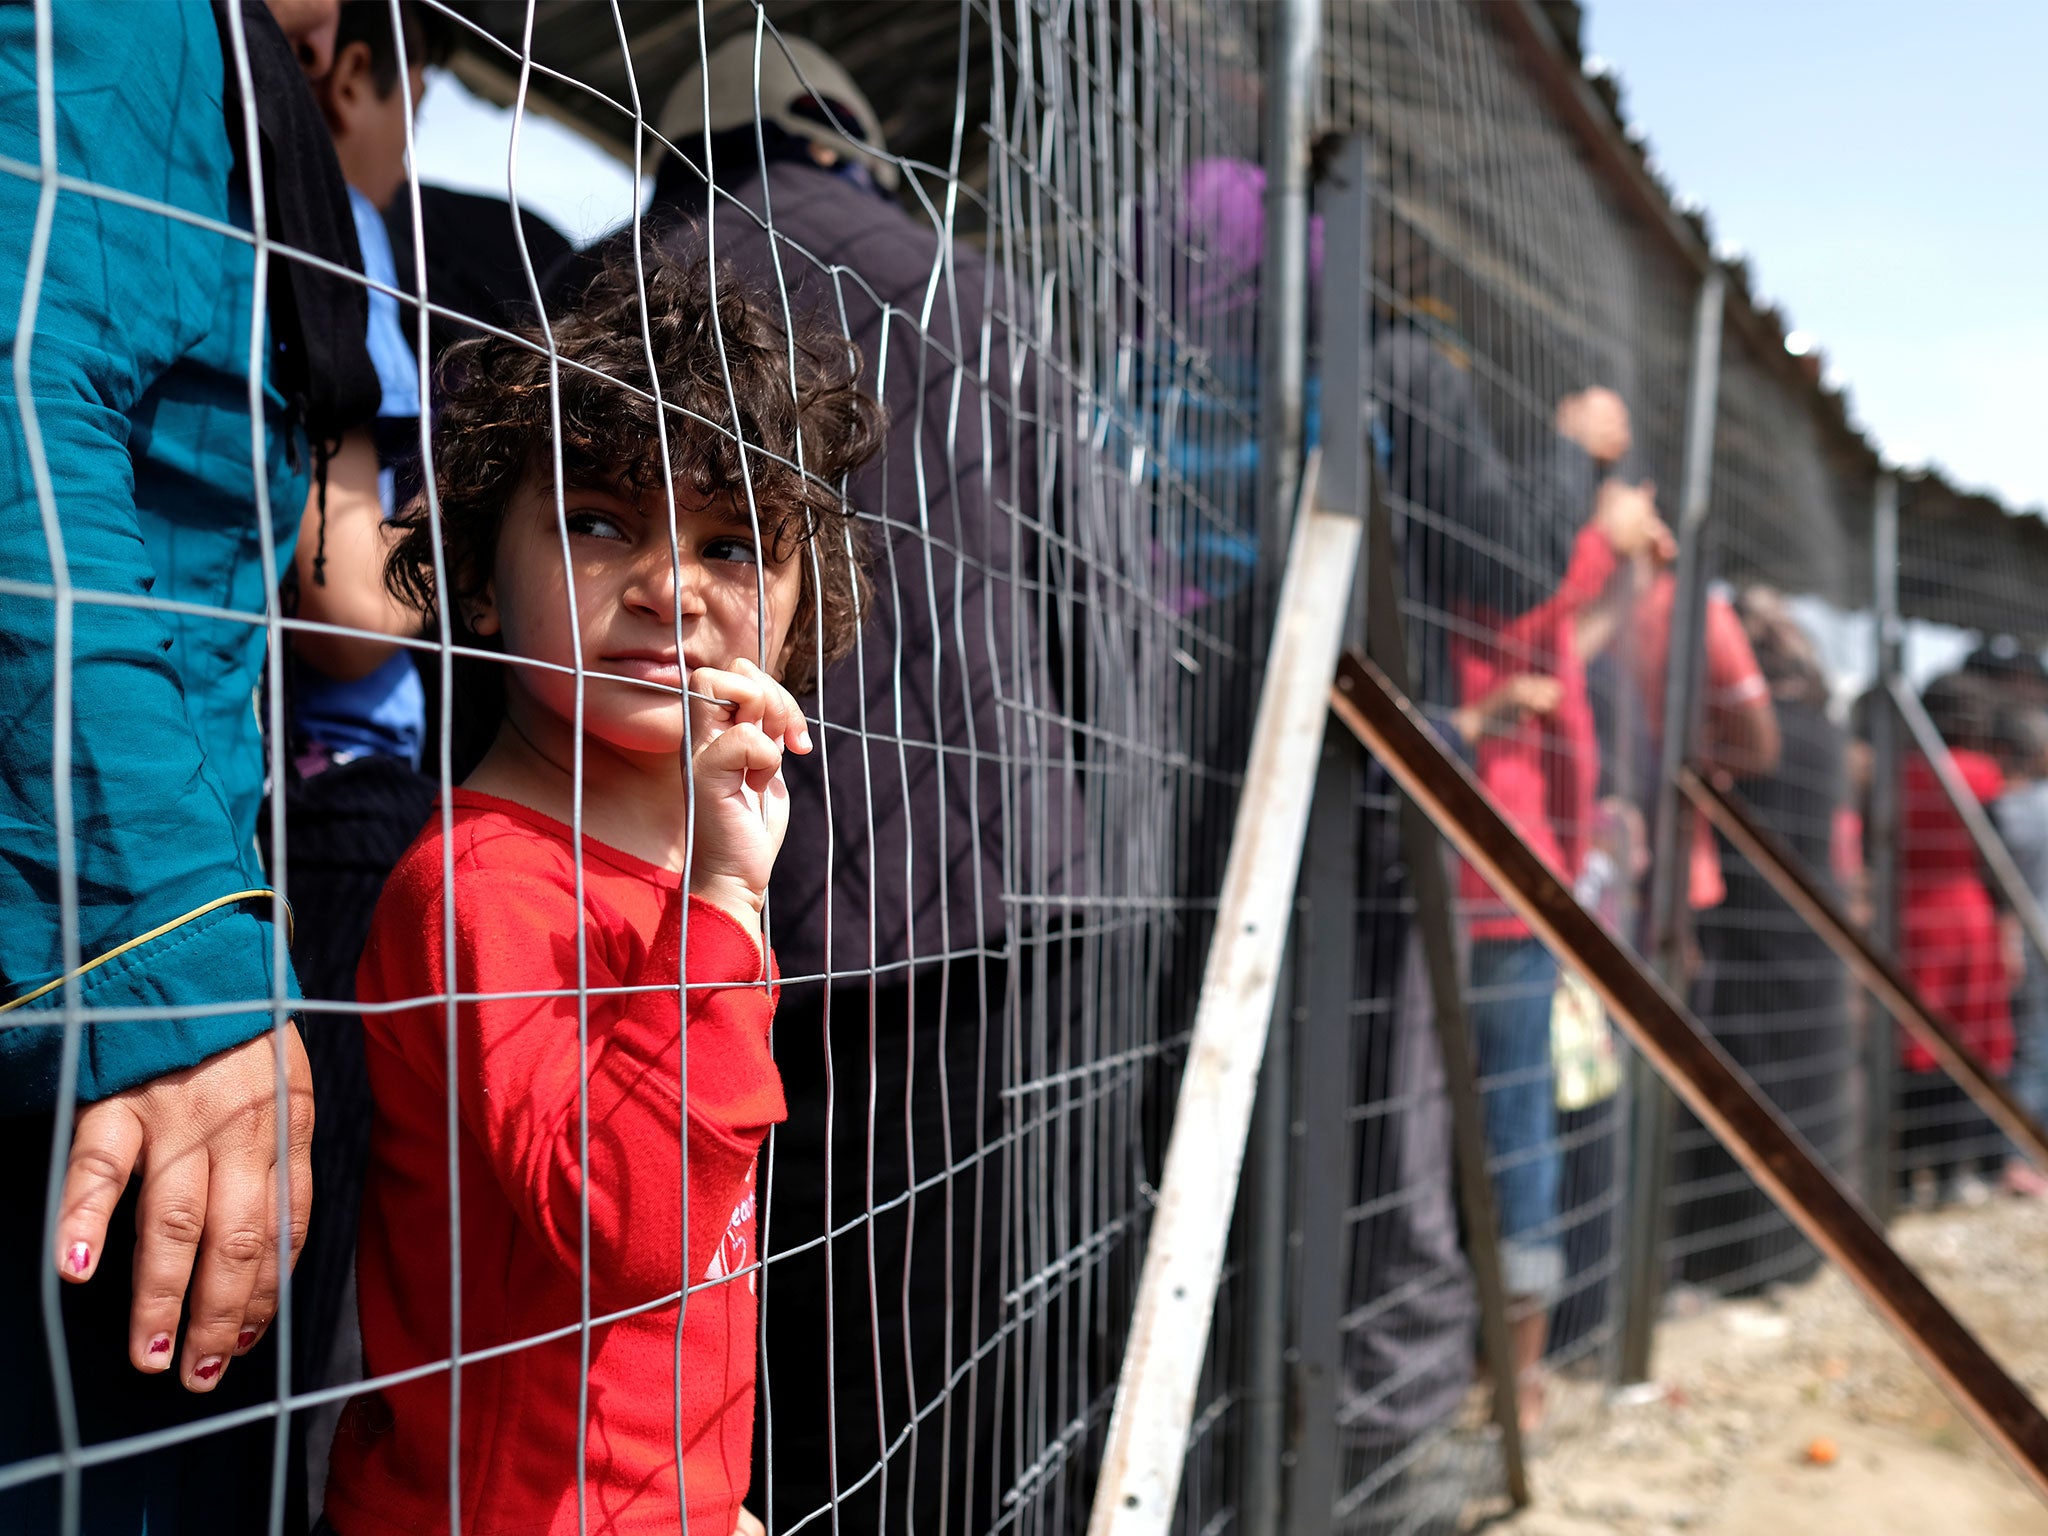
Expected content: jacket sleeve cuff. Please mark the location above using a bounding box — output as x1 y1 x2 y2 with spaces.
683 896 776 993
0 901 298 1112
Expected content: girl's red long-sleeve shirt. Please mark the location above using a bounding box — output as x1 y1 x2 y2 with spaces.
1454 522 1617 939
326 790 785 1536
1899 750 2013 1075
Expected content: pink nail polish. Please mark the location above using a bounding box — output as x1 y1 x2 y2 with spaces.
193 1357 223 1383
236 1329 257 1353
146 1334 172 1359
63 1241 90 1276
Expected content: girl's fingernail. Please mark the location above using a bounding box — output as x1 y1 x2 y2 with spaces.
797 727 813 751
63 1241 90 1276
146 1333 172 1361
236 1329 258 1353
193 1357 223 1384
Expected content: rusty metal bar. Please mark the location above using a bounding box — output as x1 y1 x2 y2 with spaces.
1328 648 2048 1507
1678 765 2048 1168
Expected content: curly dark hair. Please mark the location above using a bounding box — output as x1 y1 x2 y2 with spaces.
387 239 886 698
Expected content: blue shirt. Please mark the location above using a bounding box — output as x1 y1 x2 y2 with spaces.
351 184 419 420
291 185 425 767
0 1 308 1109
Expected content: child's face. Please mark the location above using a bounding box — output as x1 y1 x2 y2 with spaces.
476 474 802 759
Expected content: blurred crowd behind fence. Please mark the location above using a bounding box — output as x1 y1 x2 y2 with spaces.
10 1 2048 1535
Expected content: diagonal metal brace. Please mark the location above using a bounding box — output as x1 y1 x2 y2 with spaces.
1678 764 2048 1169
1330 647 2048 1508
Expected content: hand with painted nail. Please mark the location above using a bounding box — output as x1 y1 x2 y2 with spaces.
54 1025 314 1390
685 656 811 937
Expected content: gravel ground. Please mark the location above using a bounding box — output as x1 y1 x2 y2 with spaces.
1474 1195 2048 1535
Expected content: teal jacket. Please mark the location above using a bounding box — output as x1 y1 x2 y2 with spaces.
0 1 307 1110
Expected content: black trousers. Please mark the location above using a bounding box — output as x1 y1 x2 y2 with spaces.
1669 915 1846 1293
0 1112 297 1536
265 753 436 1527
1898 1071 1998 1190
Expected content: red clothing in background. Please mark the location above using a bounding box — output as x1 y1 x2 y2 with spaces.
328 790 785 1536
1454 522 1617 939
1630 574 1770 910
1831 807 1865 891
1899 750 2012 1075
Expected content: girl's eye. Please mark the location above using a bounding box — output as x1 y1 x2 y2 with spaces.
565 509 631 543
703 534 763 567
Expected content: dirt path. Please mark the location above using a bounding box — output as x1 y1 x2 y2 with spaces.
1486 1197 2048 1535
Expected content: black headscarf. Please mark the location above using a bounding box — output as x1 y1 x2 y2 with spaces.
214 1 381 457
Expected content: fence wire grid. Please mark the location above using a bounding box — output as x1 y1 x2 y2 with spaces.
3 3 2045 1536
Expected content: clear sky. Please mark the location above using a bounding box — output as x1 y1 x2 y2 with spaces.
411 70 639 248
1585 0 2048 515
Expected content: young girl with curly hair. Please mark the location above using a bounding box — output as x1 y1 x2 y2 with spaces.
323 245 884 1536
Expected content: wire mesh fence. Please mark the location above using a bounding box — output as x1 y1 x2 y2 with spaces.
4 3 2047 1535
1304 4 1703 1519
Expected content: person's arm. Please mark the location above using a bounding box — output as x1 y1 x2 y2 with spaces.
1572 540 1661 663
290 426 420 679
1450 674 1564 747
1493 480 1670 655
430 873 780 1312
435 661 799 1309
0 3 299 1100
5 0 314 1392
1699 595 1780 777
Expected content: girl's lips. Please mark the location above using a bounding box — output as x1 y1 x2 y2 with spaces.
598 655 684 687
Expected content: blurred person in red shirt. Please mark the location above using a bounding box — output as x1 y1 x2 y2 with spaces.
1447 385 1672 1432
1895 671 2013 1207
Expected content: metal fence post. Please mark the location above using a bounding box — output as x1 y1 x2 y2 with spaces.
1253 0 1321 614
1247 950 1299 1536
1618 270 1726 1386
1865 473 1902 1221
1241 2 1322 1532
1281 740 1361 1536
1268 113 1366 1536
